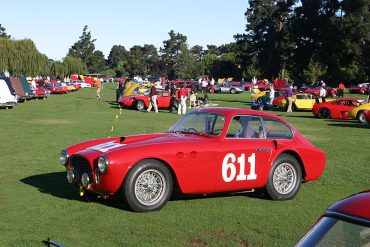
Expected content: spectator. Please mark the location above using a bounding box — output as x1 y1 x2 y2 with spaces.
366 83 370 103
201 78 208 93
319 86 326 103
338 82 345 98
286 85 294 112
169 83 177 113
147 82 158 113
96 79 102 100
177 85 188 114
210 77 215 94
269 85 275 110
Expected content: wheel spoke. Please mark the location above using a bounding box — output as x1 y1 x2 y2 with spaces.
272 163 297 194
134 169 166 206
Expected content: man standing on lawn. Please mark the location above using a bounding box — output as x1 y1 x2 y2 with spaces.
96 79 102 100
147 81 158 113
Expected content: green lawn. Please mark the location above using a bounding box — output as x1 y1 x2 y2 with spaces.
0 84 369 246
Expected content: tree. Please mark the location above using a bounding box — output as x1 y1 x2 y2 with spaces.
160 30 188 78
190 45 204 61
68 25 96 69
87 50 106 73
303 58 327 83
107 45 128 68
0 24 10 38
245 0 297 78
243 56 261 80
0 38 48 76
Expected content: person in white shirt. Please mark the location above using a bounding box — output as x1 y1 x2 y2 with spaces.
269 85 275 109
319 86 326 103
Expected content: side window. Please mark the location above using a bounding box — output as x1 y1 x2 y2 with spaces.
227 116 263 139
263 117 293 139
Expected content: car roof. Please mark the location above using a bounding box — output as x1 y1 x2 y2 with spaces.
196 107 289 121
327 190 370 220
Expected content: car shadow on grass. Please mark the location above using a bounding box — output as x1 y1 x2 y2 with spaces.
20 171 131 210
327 123 369 129
170 189 266 201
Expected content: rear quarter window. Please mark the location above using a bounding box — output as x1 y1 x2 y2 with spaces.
263 117 293 139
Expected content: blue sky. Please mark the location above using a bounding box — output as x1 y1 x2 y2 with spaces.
1 0 248 61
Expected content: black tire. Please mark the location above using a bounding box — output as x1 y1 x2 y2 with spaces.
318 108 331 119
265 154 302 200
357 111 367 124
136 100 145 111
230 88 236 94
123 159 173 212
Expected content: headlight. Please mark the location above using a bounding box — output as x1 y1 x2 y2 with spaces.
60 149 69 166
98 156 109 174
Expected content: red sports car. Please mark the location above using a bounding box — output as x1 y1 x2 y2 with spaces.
60 108 326 212
44 83 69 94
363 110 370 124
349 84 369 94
297 190 370 246
312 98 364 119
118 89 177 111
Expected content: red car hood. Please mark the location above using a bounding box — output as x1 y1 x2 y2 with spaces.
69 133 213 158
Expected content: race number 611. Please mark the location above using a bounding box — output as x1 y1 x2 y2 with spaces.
222 153 257 182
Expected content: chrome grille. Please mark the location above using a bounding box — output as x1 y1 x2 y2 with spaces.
70 155 93 183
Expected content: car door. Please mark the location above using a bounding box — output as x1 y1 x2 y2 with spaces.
156 91 168 108
216 115 274 192
330 100 354 118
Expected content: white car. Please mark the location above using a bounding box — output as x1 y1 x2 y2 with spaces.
0 79 17 108
72 80 91 88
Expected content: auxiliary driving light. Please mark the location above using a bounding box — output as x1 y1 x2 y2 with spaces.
81 173 90 188
67 168 75 183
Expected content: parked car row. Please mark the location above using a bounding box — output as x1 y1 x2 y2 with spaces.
0 74 86 109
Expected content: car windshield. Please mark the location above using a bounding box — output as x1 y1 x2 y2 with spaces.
297 217 370 247
168 112 225 136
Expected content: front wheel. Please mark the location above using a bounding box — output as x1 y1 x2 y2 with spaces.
123 159 173 212
136 100 145 111
357 111 367 124
265 154 302 200
318 108 331 119
230 88 236 94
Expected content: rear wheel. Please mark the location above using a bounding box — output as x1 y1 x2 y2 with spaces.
136 100 145 111
357 111 367 123
318 108 331 119
265 154 302 200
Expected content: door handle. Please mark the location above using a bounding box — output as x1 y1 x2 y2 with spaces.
257 148 271 152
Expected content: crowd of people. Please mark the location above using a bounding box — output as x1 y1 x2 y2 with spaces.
115 76 370 114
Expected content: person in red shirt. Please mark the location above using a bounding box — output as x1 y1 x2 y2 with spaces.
338 82 345 98
177 85 188 114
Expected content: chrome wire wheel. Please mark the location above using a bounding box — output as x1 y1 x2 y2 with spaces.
272 163 297 195
134 169 166 206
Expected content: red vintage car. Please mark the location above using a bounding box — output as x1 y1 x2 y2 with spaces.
33 87 48 99
60 108 326 212
312 98 364 119
304 87 338 97
118 89 177 111
349 84 369 94
296 190 370 246
44 83 69 94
